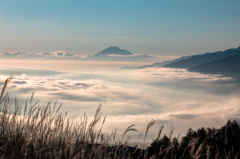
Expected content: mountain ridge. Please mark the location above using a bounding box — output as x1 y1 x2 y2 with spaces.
188 54 240 79
137 55 192 69
163 46 240 69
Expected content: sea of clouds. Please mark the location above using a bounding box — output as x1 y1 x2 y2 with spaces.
0 61 240 143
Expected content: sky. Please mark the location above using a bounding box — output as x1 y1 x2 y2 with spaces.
1 0 240 56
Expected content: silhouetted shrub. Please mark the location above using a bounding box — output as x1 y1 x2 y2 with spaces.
148 120 240 158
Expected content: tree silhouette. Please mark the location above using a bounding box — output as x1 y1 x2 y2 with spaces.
148 120 240 159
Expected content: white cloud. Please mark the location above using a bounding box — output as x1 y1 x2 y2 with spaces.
0 51 179 63
0 65 239 143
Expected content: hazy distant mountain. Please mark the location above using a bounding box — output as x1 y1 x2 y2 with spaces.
91 46 133 57
163 47 240 68
137 55 192 69
88 46 155 62
188 54 240 78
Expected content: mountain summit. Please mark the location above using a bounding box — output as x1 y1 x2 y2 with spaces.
92 46 133 57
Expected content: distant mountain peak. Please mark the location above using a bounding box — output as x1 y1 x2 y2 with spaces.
109 46 119 48
92 46 133 57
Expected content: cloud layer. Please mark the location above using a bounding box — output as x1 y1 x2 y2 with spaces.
1 51 78 58
0 64 239 142
0 51 178 62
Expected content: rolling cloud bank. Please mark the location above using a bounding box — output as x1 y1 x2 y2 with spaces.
0 65 239 142
1 46 240 142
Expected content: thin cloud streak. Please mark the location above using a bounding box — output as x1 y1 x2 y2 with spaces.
0 51 177 63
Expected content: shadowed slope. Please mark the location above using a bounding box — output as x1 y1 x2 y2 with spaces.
164 46 240 69
188 54 240 79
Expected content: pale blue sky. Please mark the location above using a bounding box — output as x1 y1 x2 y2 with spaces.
0 0 240 55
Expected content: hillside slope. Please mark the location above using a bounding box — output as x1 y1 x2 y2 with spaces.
163 47 240 68
188 54 240 78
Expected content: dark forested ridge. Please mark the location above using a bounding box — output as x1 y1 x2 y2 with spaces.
188 54 240 79
163 46 240 69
